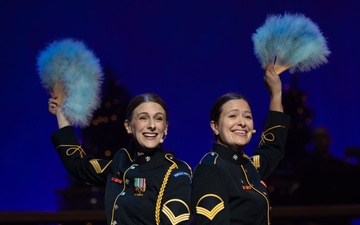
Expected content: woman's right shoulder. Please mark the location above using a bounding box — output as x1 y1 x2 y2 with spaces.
193 152 222 178
198 152 219 165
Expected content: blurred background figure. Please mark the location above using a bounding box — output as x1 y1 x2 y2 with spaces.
294 126 359 205
297 126 348 172
282 126 359 225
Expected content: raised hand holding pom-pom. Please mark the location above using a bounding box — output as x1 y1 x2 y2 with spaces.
252 12 330 75
38 38 103 128
48 80 71 128
48 80 66 114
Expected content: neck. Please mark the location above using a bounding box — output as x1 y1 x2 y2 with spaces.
216 141 244 152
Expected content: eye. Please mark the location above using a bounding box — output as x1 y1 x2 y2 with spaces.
155 116 164 121
245 115 252 120
139 116 148 121
228 114 237 118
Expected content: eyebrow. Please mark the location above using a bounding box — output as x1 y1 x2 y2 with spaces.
226 109 252 114
137 112 165 116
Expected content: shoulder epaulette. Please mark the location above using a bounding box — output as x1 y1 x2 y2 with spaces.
118 148 133 161
164 153 179 168
168 155 193 182
111 148 134 167
199 152 219 165
177 159 193 177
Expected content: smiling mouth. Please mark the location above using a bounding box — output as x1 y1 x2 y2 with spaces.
233 130 247 135
143 133 157 137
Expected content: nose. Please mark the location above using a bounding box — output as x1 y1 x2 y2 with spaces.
147 118 156 130
237 117 246 127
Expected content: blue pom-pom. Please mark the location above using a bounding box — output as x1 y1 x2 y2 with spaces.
37 38 104 127
252 12 331 74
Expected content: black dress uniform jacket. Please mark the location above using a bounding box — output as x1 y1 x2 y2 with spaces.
191 111 290 225
51 126 192 225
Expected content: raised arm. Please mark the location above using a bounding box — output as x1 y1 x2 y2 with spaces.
48 80 71 128
263 65 283 112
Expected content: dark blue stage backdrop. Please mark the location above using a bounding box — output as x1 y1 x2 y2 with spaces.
1 0 359 211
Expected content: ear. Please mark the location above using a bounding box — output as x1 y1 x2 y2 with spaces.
210 121 219 135
124 120 132 134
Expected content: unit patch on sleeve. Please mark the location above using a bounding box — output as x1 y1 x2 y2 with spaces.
173 171 191 181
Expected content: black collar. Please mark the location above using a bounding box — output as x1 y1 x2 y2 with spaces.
133 146 166 165
212 143 250 165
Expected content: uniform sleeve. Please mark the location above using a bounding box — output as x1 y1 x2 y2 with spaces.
160 162 192 225
191 158 230 225
253 111 290 180
51 126 112 186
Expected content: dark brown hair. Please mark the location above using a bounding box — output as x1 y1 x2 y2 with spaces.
125 93 168 122
210 93 250 123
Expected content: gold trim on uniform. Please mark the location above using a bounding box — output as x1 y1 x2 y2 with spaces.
241 165 271 225
251 155 261 169
180 160 193 178
162 199 190 225
120 148 134 162
110 163 136 224
57 145 86 158
259 125 285 145
89 159 112 174
196 194 224 221
155 155 178 225
199 152 219 165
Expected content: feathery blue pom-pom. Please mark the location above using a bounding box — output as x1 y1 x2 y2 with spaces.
37 38 104 127
252 12 331 74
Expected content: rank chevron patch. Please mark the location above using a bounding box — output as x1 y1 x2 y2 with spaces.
89 159 111 174
196 194 224 221
162 199 190 225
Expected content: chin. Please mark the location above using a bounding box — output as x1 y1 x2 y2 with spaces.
143 142 160 149
235 142 249 148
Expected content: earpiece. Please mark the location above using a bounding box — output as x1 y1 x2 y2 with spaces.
159 132 167 143
251 130 257 134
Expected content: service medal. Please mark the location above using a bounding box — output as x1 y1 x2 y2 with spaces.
134 178 146 196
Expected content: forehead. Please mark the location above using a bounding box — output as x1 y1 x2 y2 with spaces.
133 102 165 115
221 99 251 113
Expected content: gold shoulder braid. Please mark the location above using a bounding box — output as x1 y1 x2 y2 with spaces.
155 154 178 225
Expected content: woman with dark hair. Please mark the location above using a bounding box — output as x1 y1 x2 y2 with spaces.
49 87 192 225
191 65 290 225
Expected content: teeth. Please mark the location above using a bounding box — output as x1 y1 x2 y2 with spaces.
144 133 156 137
234 130 246 134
